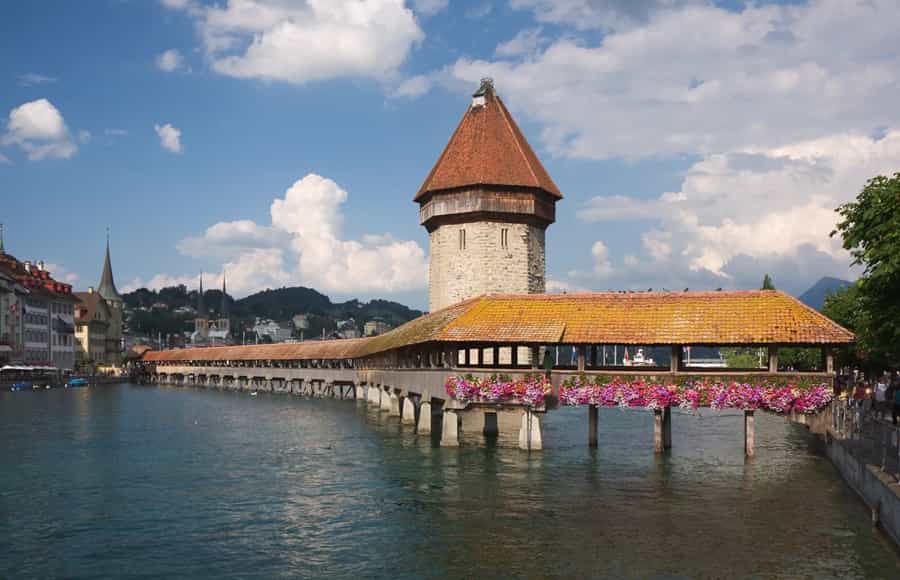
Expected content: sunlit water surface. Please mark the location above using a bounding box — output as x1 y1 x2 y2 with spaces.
2 384 899 579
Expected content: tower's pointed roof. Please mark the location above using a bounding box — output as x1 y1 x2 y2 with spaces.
415 79 562 201
97 230 122 303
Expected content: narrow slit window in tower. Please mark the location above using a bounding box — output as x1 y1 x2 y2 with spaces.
459 229 466 251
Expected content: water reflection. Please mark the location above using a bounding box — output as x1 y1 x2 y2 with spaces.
1 385 898 579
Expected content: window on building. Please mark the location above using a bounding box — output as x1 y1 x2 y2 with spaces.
459 229 466 251
500 228 509 249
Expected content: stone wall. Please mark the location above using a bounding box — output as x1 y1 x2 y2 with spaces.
429 220 545 311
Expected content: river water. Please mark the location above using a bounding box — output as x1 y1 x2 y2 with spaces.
2 383 898 579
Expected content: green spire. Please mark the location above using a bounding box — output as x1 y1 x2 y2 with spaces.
97 228 122 302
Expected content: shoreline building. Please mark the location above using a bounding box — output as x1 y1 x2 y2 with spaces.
416 78 562 312
192 273 231 346
74 235 124 367
0 228 77 368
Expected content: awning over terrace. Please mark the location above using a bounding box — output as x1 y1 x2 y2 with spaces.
142 290 854 363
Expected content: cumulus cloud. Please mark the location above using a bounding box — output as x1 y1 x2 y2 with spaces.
495 28 545 58
441 0 900 160
137 173 428 297
1 99 77 160
156 49 185 72
165 0 424 85
43 262 80 285
565 130 900 293
154 122 182 153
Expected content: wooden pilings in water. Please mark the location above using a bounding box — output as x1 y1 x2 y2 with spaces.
588 404 598 448
744 410 755 458
653 408 673 454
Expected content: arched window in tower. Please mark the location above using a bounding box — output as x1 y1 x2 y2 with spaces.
500 228 509 249
459 229 466 251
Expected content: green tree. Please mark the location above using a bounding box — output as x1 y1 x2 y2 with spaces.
761 274 775 290
832 173 900 369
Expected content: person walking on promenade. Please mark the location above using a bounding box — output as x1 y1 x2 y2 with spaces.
875 376 889 419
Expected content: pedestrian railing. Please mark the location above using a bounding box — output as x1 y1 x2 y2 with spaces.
832 399 900 481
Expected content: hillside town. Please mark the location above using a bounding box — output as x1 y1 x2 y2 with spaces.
0 226 396 373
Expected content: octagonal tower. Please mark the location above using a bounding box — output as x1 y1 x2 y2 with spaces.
417 79 562 312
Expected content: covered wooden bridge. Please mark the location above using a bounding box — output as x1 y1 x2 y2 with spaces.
143 290 853 453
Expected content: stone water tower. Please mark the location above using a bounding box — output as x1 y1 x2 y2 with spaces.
416 79 562 312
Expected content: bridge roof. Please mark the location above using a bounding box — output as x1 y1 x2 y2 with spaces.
143 290 853 363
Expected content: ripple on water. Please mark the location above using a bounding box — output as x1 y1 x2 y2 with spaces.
1 385 899 579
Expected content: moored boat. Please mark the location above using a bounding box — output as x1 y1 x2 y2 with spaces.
67 378 89 388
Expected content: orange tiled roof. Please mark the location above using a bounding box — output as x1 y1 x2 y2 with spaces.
143 291 853 362
415 84 561 201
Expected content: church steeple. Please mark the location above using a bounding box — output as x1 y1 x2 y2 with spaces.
198 273 206 317
220 271 228 317
97 228 122 303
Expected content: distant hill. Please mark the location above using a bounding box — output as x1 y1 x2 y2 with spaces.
122 284 423 340
798 277 852 311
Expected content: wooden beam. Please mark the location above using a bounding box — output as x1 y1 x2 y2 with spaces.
768 346 779 373
577 345 586 372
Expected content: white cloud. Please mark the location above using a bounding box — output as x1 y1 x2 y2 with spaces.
176 220 287 257
412 0 448 16
566 130 900 293
495 28 545 58
17 73 57 87
0 152 9 164
154 122 182 153
511 0 701 31
43 262 80 285
138 173 428 297
156 49 185 72
392 75 432 98
1 99 77 160
441 0 900 160
166 0 424 85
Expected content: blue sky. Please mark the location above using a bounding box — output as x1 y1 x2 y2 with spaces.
2 0 899 310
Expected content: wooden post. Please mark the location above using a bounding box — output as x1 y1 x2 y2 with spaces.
768 346 779 373
493 346 500 368
511 345 519 367
745 410 755 458
577 345 586 373
588 404 598 448
670 345 681 373
825 347 834 374
531 346 540 370
654 409 664 453
663 406 672 449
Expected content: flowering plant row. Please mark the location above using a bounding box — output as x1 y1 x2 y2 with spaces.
445 374 552 407
558 375 832 414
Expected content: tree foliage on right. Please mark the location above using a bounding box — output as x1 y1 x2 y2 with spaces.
828 172 900 370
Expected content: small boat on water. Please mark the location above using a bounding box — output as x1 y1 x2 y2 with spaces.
67 378 89 388
11 382 32 392
250 391 258 397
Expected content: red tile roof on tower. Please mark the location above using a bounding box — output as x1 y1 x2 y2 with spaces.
415 79 562 201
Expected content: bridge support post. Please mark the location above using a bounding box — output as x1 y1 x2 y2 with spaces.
389 392 401 417
654 409 664 453
380 388 392 412
519 410 542 450
441 409 459 447
418 401 432 434
663 406 672 450
588 404 598 448
402 397 416 424
744 410 755 458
